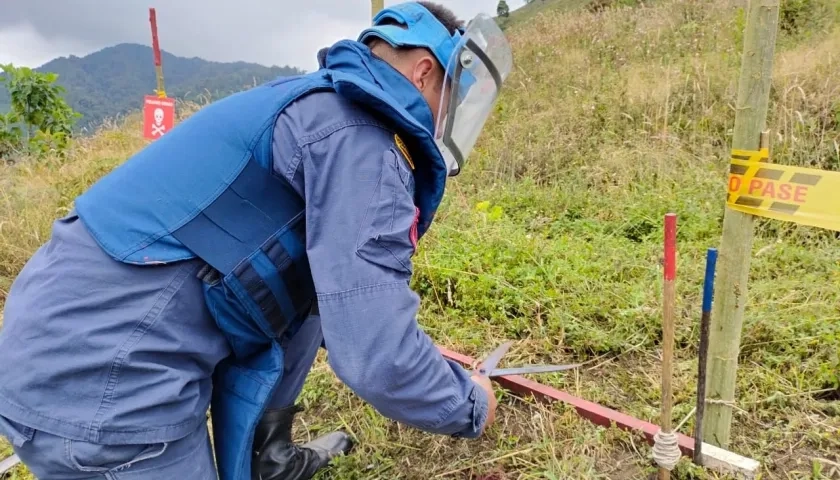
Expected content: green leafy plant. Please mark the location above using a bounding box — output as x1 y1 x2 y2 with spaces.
0 63 81 161
0 110 23 161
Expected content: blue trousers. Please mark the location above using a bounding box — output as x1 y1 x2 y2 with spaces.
0 315 324 480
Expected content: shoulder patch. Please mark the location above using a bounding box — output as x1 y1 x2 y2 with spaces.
394 134 415 170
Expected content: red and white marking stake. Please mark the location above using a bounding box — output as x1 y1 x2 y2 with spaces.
658 213 678 479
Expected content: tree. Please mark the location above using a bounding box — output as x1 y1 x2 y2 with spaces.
497 0 511 17
0 63 81 161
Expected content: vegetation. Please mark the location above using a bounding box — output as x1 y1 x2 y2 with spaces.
2 0 840 478
0 43 304 133
498 1 511 18
0 64 81 162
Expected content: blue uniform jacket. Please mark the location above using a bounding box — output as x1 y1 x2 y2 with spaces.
0 43 488 447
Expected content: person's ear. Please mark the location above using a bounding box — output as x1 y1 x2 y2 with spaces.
411 56 438 93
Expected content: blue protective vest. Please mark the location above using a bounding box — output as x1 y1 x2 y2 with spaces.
74 40 448 480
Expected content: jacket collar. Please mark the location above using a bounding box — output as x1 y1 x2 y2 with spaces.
317 40 436 134
315 39 448 239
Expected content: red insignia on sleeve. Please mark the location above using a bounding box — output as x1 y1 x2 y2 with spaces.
410 207 420 253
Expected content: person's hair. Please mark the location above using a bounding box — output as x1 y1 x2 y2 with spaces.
417 1 464 34
364 2 464 64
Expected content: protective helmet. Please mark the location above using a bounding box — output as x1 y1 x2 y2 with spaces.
358 2 513 176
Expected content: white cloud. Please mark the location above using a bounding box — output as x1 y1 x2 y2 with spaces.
0 23 96 67
0 0 527 69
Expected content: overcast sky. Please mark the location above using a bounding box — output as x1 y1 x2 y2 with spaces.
0 1 525 71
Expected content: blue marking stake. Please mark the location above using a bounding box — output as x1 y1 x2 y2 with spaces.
694 247 718 465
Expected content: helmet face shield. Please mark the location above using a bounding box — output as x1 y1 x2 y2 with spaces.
434 14 513 177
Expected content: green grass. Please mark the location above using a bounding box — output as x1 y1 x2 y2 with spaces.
500 0 594 29
3 0 840 478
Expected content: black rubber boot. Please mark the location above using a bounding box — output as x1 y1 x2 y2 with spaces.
251 404 353 480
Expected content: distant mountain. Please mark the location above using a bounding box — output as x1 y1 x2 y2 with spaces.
0 43 305 132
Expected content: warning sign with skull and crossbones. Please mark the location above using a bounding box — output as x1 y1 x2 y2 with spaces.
143 95 176 140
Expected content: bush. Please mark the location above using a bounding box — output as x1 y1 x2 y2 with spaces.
0 64 81 163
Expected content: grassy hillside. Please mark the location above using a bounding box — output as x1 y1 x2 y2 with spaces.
0 43 304 132
500 0 592 28
2 0 840 478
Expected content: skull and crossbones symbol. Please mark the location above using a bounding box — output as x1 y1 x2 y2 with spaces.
151 108 166 136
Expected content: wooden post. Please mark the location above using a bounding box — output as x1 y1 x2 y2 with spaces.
371 0 384 19
659 213 677 480
702 0 780 448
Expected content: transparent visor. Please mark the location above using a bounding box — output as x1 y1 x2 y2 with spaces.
434 14 513 176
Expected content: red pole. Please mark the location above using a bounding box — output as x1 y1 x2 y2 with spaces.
149 8 166 98
664 214 677 282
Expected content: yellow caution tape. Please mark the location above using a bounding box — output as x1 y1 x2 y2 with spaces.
727 148 840 232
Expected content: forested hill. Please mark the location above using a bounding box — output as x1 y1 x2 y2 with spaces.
0 43 305 132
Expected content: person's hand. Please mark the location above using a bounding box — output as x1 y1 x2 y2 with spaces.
471 374 497 434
